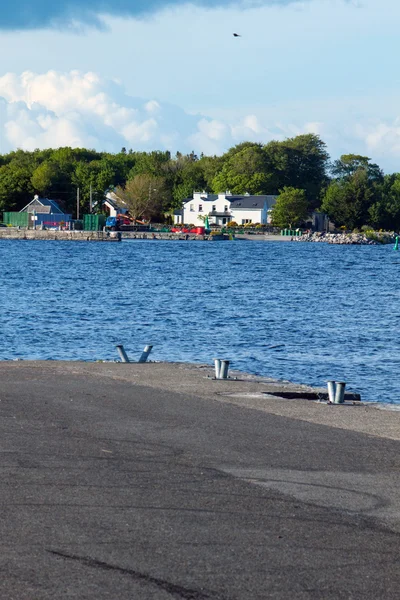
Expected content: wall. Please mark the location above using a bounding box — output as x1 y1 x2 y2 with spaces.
231 208 264 224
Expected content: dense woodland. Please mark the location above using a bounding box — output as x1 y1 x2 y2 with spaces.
1 134 400 230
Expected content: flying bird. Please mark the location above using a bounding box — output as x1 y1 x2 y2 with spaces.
233 33 241 37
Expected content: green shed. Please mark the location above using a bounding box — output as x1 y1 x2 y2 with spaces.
83 214 106 231
3 212 29 227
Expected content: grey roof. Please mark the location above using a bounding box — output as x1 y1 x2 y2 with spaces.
200 194 218 202
230 195 277 209
21 197 64 214
183 194 218 205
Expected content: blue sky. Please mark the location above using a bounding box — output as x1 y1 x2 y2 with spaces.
1 0 400 171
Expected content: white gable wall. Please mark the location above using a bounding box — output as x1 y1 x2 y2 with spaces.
231 207 265 224
182 192 231 225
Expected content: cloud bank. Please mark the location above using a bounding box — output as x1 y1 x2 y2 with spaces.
0 0 309 30
0 70 288 155
0 70 398 169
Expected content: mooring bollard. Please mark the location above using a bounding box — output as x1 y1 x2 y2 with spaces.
138 345 153 363
219 360 230 380
334 381 346 404
116 344 130 363
214 359 221 379
327 380 337 403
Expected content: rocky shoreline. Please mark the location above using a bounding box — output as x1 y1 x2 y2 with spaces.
294 231 397 245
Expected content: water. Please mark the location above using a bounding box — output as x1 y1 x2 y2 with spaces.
1 239 399 404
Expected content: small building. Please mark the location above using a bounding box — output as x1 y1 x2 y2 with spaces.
20 195 71 229
103 191 129 217
174 191 278 226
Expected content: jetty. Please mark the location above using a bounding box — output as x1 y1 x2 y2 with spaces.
1 360 399 599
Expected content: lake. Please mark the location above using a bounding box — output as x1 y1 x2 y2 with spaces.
1 238 399 404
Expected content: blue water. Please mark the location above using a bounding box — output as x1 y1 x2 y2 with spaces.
1 239 399 404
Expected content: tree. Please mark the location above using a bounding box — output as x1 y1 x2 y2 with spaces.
270 187 309 229
128 151 171 178
321 169 375 230
169 155 207 208
115 174 169 222
212 144 272 194
0 160 35 212
31 162 59 194
264 134 330 208
368 173 400 231
331 154 383 183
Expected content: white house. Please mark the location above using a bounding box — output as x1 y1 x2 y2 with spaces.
174 191 278 226
103 191 129 217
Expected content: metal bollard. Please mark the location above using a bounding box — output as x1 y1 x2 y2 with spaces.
327 380 336 403
116 344 130 363
219 360 230 380
334 381 346 404
214 359 221 379
138 345 153 363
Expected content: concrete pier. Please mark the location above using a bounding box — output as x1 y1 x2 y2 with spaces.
1 360 399 599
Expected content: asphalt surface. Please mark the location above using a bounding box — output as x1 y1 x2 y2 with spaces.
1 362 399 599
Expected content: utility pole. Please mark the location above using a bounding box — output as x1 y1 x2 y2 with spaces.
89 184 93 213
77 188 80 220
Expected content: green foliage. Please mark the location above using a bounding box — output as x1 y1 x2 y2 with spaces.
116 174 170 222
368 173 400 231
212 144 272 194
270 187 309 228
322 166 378 230
331 154 383 183
167 154 207 208
0 138 396 232
264 134 329 208
31 161 59 193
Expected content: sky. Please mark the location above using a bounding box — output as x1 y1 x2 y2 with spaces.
1 0 400 171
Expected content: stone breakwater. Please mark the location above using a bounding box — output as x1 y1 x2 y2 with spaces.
294 231 396 245
0 229 231 242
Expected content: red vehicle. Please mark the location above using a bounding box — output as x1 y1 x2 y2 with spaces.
171 226 206 234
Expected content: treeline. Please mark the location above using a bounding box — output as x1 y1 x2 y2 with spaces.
1 135 400 229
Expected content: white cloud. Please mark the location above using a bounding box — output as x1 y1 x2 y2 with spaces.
2 70 400 172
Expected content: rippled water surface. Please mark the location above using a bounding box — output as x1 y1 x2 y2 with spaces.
1 239 399 404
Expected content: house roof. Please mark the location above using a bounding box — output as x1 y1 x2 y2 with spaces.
105 191 128 210
230 195 277 209
183 194 218 206
20 196 65 214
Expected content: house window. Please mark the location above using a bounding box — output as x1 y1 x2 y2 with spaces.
224 205 228 212
190 204 194 212
223 218 227 224
212 205 216 211
198 204 203 212
241 219 252 224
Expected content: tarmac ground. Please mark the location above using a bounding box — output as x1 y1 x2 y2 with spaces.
1 361 399 599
